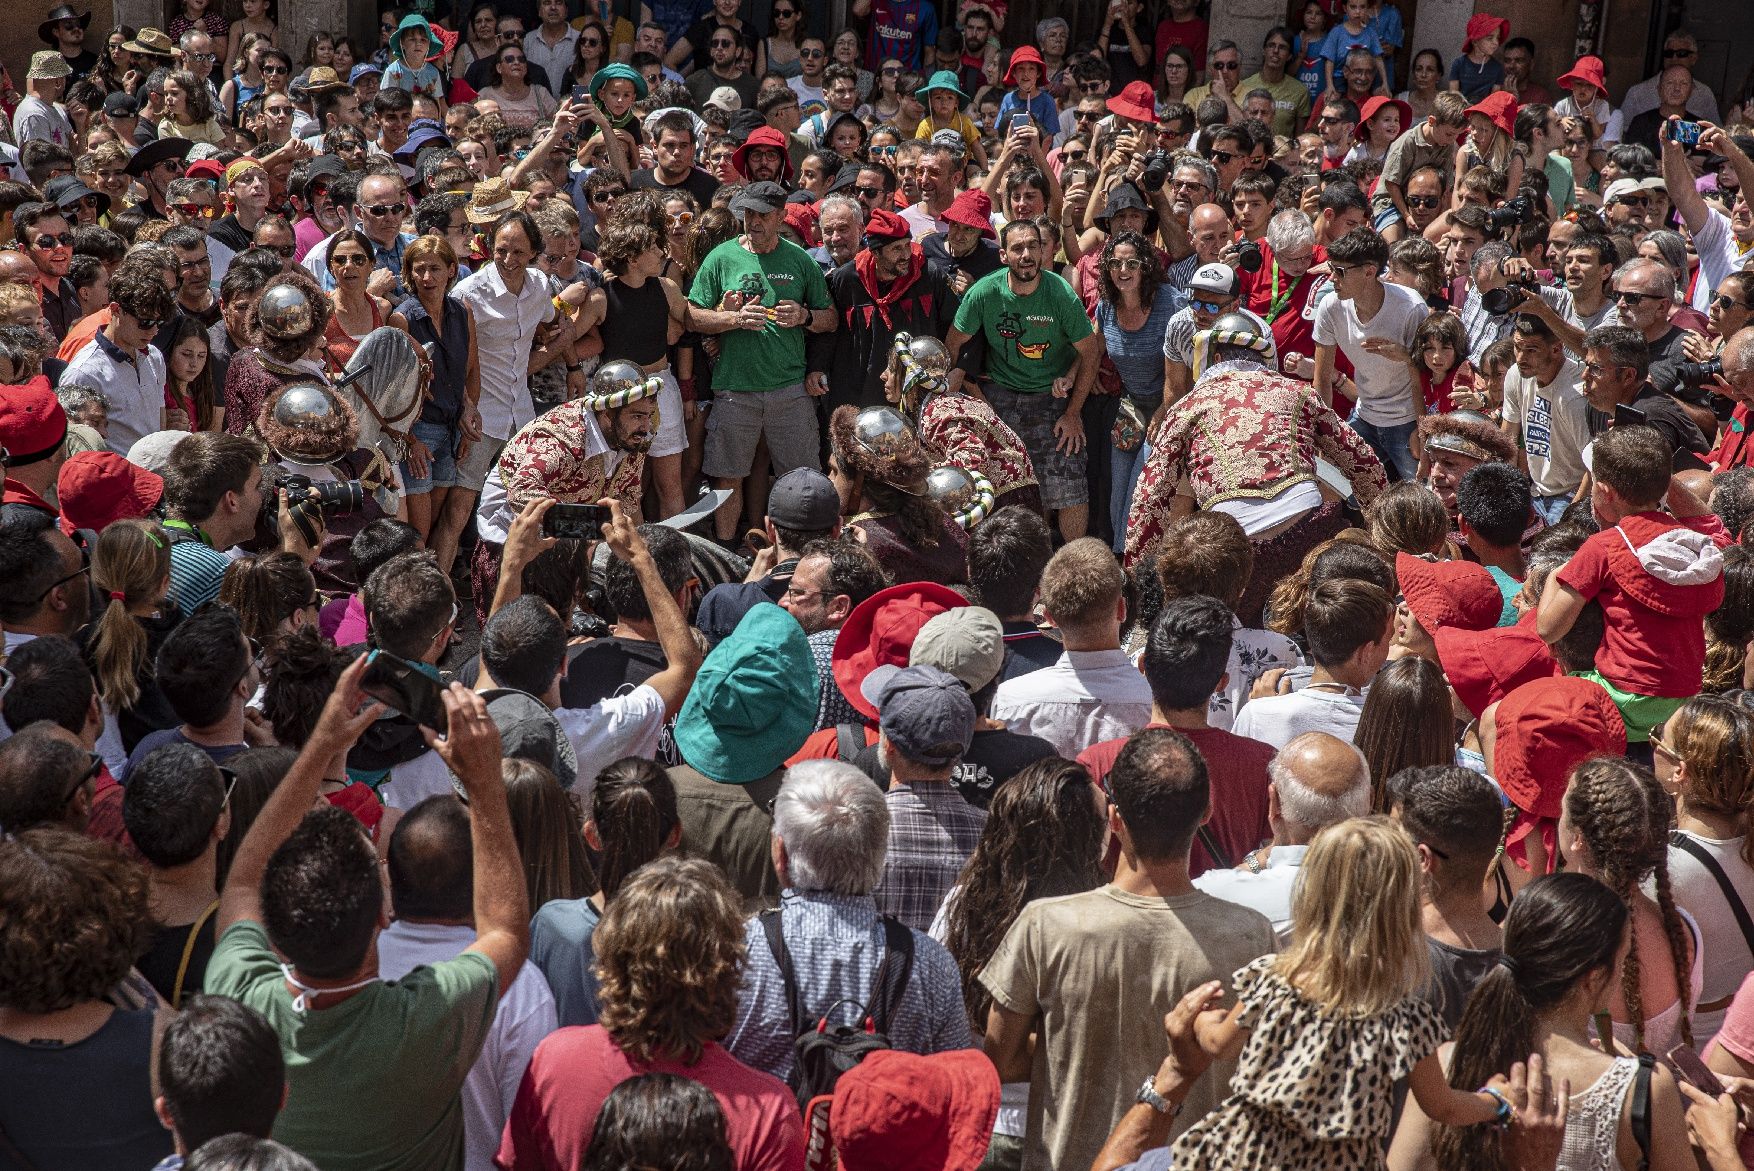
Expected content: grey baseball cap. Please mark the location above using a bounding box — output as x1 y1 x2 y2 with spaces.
862 606 1005 706
730 180 789 215
767 468 841 531
479 688 578 790
875 665 976 767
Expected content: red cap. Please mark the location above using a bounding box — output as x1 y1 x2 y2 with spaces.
1556 56 1608 103
864 206 911 244
1493 676 1625 821
1002 45 1044 87
0 376 68 464
1434 612 1559 719
832 582 966 719
1396 552 1503 635
1106 80 1157 125
732 126 795 183
1355 95 1413 141
831 1049 1001 1171
941 189 995 236
783 200 819 246
1463 14 1509 53
185 158 225 182
1464 90 1519 141
56 451 164 536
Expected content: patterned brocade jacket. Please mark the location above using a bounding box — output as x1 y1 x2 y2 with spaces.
498 400 645 512
1123 362 1388 568
918 393 1038 498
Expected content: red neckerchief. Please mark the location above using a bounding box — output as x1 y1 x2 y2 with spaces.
854 243 925 330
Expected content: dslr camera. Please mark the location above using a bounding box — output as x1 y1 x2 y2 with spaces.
262 466 365 546
1676 357 1724 391
1140 149 1175 193
1480 280 1541 316
1486 195 1535 235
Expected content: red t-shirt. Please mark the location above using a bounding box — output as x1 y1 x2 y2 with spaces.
1078 722 1273 877
1710 402 1754 473
787 722 877 765
498 1027 806 1171
1555 512 1729 698
1237 239 1351 412
1153 17 1208 73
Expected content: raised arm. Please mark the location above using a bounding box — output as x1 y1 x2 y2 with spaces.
599 498 702 718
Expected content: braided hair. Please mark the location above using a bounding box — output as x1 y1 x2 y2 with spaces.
1562 756 1693 1050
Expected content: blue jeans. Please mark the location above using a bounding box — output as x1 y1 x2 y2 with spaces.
1533 493 1574 525
401 419 459 493
1111 438 1151 554
1349 413 1419 482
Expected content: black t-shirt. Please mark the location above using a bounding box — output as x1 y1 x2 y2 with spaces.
136 912 217 1007
560 635 668 707
1587 382 1711 469
209 213 253 254
630 166 722 209
682 16 757 74
61 49 99 84
465 57 556 93
921 233 1002 282
853 725 1060 808
1647 324 1704 404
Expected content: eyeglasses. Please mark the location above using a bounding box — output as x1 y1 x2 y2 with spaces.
1664 48 1695 59
30 560 88 604
61 752 104 807
330 252 373 268
1713 293 1754 311
1406 195 1441 209
219 765 240 808
31 232 74 249
361 202 407 218
1107 256 1143 271
881 65 901 76
1564 137 1590 148
429 602 459 649
1649 722 1681 762
1612 288 1664 305
173 203 219 220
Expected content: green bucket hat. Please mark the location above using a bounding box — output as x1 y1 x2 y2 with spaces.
590 61 649 102
673 602 818 784
916 70 969 103
390 14 443 62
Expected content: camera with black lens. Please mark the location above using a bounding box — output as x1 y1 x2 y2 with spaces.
1481 280 1539 316
1677 357 1724 391
1140 149 1175 193
1486 195 1535 235
1232 239 1263 272
262 466 365 546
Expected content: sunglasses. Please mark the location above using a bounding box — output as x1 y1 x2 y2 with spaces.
1317 115 1346 126
31 232 74 249
1074 110 1099 122
258 243 296 258
499 30 524 40
710 39 736 48
1329 262 1375 280
590 189 626 202
1209 149 1236 165
1080 81 1105 93
881 65 901 76
1212 60 1240 71
1713 293 1754 311
261 64 289 75
130 309 168 329
61 752 105 807
580 36 602 46
1406 195 1441 209
30 560 88 604
800 47 825 57
773 6 797 14
361 202 407 217
1613 194 1651 207
1565 137 1590 148
1613 288 1664 304
173 203 220 220
855 185 884 199
219 765 240 807
1063 149 1087 161
668 210 694 226
501 55 527 64
870 144 897 157
331 252 372 267
1664 48 1695 58
1107 256 1143 271
1190 297 1228 313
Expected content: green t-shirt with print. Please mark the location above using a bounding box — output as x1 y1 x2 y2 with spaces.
952 267 1094 393
688 235 831 392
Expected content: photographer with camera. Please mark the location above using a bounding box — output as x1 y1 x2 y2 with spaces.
1706 327 1754 470
1600 258 1720 439
1562 233 1621 332
1576 324 1712 471
1456 240 1582 367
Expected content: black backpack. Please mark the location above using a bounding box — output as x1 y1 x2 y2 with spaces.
759 910 915 1108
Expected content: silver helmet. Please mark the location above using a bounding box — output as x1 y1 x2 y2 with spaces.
850 405 915 459
924 464 996 529
256 282 317 340
903 334 952 375
1209 311 1266 341
270 381 341 430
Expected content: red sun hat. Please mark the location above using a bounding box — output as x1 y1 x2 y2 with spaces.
56 451 164 537
831 1049 1001 1171
832 582 966 720
732 126 796 183
1354 95 1413 141
1556 56 1608 103
783 200 819 246
1395 552 1504 635
431 23 458 59
1493 676 1626 821
0 376 68 464
1464 90 1519 140
1002 45 1044 87
1434 614 1560 720
185 158 225 183
941 189 995 236
1463 14 1509 53
1106 80 1157 125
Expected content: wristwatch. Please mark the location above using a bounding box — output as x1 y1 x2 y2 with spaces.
1136 1076 1178 1116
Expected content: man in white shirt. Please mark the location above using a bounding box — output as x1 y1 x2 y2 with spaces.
1193 731 1370 942
1233 577 1393 748
787 37 830 113
991 538 1152 758
524 0 581 99
1664 122 1754 314
379 796 558 1171
12 53 75 150
63 263 172 454
1312 226 1427 480
1501 314 1591 523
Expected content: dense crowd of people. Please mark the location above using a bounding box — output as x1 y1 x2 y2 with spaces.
9 1 1754 1169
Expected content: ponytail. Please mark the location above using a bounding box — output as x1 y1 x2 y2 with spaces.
88 521 171 714
591 757 680 901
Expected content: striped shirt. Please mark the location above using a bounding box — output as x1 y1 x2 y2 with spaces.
865 0 937 72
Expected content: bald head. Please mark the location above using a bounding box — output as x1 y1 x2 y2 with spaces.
1189 204 1233 262
386 795 473 922
0 251 37 286
1725 327 1754 384
1268 732 1371 841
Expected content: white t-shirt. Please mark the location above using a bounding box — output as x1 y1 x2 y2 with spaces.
1691 209 1743 314
1313 281 1426 427
1502 355 1591 498
1229 684 1366 749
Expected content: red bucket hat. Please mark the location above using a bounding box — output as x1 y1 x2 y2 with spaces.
831 1049 1001 1171
1464 91 1518 141
941 189 995 236
1493 676 1626 822
1556 56 1608 103
832 581 966 719
783 200 819 247
1463 14 1509 53
0 376 68 465
1002 45 1044 87
732 126 795 183
1106 80 1157 125
1355 95 1413 141
1434 614 1559 719
1395 552 1503 635
56 451 164 537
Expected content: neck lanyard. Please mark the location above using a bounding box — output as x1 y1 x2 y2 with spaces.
161 516 212 546
1263 261 1295 324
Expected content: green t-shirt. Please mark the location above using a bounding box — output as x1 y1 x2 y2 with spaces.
952 267 1094 394
203 919 499 1171
1238 72 1312 139
1545 153 1576 214
687 235 831 392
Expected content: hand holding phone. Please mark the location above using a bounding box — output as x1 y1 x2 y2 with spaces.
1666 1045 1726 1097
542 501 611 540
1670 119 1703 148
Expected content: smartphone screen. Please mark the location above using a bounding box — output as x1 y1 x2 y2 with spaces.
1666 1045 1726 1097
360 650 448 734
543 502 611 540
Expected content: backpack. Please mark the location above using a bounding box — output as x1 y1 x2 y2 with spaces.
759 909 914 1108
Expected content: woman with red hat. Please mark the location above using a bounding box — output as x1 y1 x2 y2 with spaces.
992 46 1057 143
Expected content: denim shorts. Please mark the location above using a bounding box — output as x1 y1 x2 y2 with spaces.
402 419 459 493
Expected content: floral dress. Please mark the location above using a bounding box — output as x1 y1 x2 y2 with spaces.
1171 955 1446 1171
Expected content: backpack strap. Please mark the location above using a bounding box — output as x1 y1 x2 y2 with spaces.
171 899 221 1011
1670 831 1754 961
1631 1052 1656 1171
1196 824 1233 871
870 916 915 1034
760 909 808 1038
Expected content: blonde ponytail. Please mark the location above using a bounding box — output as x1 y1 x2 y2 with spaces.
88 521 172 714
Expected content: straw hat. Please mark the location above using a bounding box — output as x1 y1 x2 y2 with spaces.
464 176 530 224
